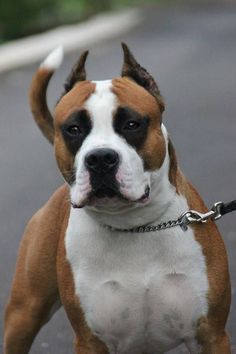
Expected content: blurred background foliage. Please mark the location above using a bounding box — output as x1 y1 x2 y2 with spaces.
0 0 160 42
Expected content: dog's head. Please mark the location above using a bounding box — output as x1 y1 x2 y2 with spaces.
30 44 176 213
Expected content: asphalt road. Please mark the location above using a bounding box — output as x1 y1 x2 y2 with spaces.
0 2 236 353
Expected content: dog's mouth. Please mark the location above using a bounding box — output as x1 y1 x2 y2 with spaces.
93 185 119 198
72 183 122 209
71 184 150 209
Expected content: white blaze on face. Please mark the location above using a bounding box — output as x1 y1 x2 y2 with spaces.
70 80 151 209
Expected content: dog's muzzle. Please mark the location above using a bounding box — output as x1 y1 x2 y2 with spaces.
85 148 120 198
71 147 151 209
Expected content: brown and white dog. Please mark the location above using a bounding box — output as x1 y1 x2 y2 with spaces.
4 44 231 354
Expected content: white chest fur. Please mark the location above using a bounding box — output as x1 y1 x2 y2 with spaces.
65 196 209 354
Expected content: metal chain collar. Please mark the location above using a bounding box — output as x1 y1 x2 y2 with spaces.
104 202 224 233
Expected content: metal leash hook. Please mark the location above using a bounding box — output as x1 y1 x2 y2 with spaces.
179 201 223 230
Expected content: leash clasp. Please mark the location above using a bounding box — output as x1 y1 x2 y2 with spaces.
179 201 223 230
180 210 214 226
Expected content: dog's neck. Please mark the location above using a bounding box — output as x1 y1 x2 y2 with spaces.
84 126 183 230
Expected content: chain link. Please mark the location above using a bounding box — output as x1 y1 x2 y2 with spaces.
104 202 224 233
132 218 183 233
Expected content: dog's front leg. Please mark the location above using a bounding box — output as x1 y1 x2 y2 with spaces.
74 335 109 354
4 294 60 354
185 331 231 354
4 186 66 354
199 332 231 354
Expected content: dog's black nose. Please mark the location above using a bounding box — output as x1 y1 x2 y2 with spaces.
85 148 119 173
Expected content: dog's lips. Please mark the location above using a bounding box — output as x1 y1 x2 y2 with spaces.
71 185 150 209
137 187 150 204
71 185 120 209
140 185 150 202
71 200 88 209
126 185 150 204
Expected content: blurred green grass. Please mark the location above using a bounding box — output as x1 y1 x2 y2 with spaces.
0 0 162 43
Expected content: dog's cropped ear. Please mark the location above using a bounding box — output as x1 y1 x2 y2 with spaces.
63 50 89 95
121 43 165 113
29 47 64 144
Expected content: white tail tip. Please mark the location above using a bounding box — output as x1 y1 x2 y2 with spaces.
40 46 64 70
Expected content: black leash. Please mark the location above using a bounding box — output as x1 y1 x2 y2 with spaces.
220 200 236 216
103 200 236 233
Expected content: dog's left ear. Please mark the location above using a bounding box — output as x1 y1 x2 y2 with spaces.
121 43 165 113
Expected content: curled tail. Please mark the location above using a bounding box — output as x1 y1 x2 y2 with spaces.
29 47 64 144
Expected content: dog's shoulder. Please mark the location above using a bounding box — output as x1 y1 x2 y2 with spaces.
21 184 70 253
40 183 70 220
32 184 70 226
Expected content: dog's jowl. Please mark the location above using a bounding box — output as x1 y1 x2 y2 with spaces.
4 44 231 354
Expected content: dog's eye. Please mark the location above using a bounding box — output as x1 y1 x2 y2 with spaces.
124 120 140 130
66 125 81 136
